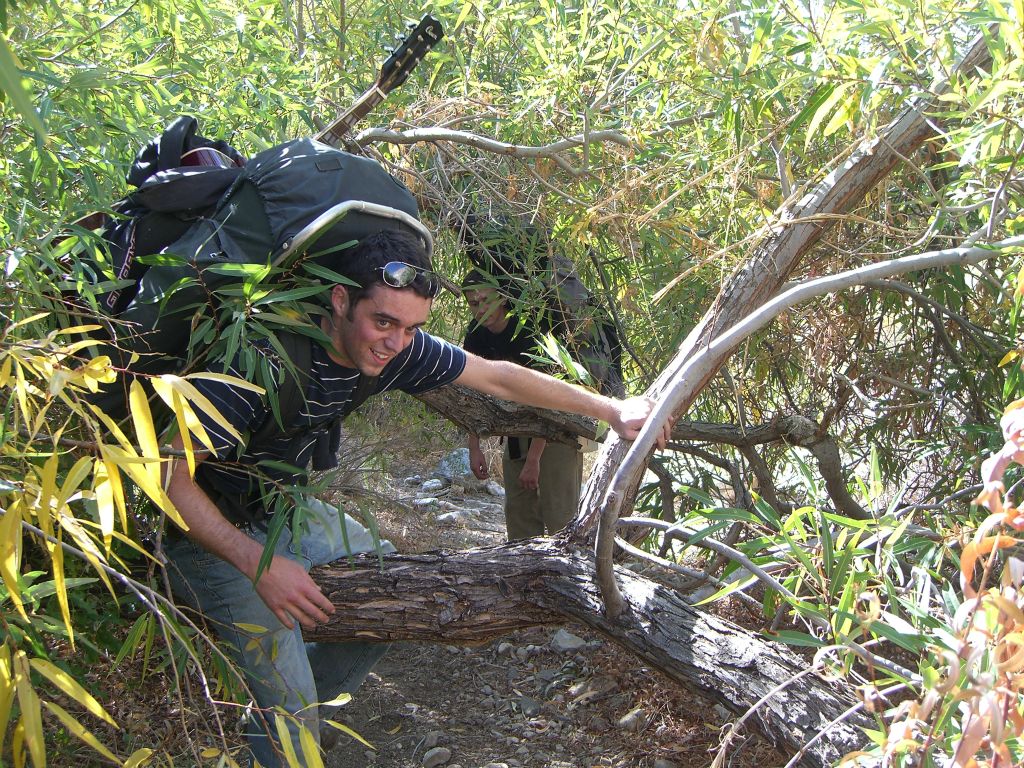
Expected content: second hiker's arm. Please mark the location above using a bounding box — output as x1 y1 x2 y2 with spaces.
164 436 335 629
455 352 669 446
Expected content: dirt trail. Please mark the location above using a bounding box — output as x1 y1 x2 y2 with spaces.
323 451 781 768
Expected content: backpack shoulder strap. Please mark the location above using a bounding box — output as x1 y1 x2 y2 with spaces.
314 369 379 471
250 332 312 447
248 334 380 470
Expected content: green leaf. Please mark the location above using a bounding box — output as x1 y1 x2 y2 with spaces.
804 81 855 148
252 285 328 305
0 34 45 137
768 629 826 648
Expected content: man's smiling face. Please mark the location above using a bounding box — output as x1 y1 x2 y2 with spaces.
327 283 432 374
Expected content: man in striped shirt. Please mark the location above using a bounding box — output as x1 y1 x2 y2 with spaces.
162 230 663 767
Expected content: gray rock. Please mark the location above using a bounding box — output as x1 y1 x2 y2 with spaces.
653 760 678 768
433 448 472 481
482 764 509 768
437 510 473 523
423 730 445 749
617 706 649 732
422 746 452 768
484 480 505 496
404 475 423 485
421 478 446 492
412 497 438 508
497 642 515 656
589 715 611 732
516 696 540 720
550 628 586 652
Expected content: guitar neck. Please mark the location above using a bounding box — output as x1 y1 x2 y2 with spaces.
316 87 388 147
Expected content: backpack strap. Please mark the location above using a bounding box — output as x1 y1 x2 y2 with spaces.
249 331 312 448
249 332 380 471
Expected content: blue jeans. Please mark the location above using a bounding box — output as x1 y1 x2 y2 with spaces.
164 498 392 767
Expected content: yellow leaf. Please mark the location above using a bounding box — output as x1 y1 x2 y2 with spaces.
274 713 301 766
323 719 375 749
319 692 351 708
129 379 162 489
0 503 25 619
49 520 74 649
999 350 1021 367
183 371 265 393
12 651 43 768
299 722 325 768
52 324 102 337
12 719 24 768
92 460 115 549
55 512 114 599
30 658 116 726
99 450 128 534
0 355 12 387
123 748 155 768
102 446 186 531
36 453 59 539
988 593 1024 626
14 363 31 427
151 379 208 466
41 700 119 763
7 312 49 332
163 375 246 445
234 622 270 635
0 644 15 755
87 403 135 453
57 455 93 511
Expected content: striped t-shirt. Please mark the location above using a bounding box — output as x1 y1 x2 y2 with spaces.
192 330 466 498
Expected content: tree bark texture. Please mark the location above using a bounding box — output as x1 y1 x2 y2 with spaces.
307 539 871 768
414 383 599 445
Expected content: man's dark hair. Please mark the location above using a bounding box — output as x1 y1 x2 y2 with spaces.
461 267 497 293
461 267 515 302
327 229 434 306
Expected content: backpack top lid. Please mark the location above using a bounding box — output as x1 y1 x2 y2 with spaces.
247 138 433 265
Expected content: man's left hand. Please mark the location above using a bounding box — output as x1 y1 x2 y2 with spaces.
608 396 673 449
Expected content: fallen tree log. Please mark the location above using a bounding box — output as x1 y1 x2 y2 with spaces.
307 539 872 768
414 383 599 445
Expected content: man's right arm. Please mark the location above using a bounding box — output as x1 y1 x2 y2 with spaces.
164 436 335 630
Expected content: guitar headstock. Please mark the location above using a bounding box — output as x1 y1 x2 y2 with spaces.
377 14 444 94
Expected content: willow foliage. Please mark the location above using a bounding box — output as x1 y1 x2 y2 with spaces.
2 0 1024 764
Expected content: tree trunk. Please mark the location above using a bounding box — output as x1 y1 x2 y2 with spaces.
414 383 599 445
307 540 870 768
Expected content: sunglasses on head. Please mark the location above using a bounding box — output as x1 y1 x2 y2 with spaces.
379 261 441 298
